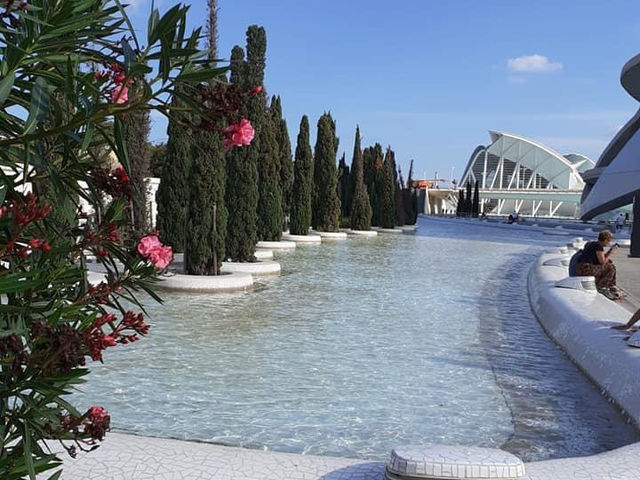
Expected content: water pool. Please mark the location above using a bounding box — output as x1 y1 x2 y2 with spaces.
79 218 639 461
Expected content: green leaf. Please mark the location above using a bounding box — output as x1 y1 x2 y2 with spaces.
23 423 36 480
0 72 15 106
23 77 49 135
113 115 130 173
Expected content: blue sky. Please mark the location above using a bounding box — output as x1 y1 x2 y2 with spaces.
129 0 640 181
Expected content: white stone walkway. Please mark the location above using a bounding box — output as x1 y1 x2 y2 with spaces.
47 432 640 480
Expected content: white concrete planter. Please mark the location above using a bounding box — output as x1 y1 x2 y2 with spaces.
256 240 296 250
344 229 378 237
254 249 273 260
222 260 281 276
399 225 418 232
282 233 322 243
156 272 253 292
372 227 403 234
310 230 348 240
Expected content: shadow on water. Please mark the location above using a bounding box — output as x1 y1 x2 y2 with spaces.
476 249 640 461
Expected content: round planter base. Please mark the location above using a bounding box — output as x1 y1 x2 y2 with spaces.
256 240 296 250
372 227 403 234
222 260 281 276
282 233 322 243
343 229 378 237
310 230 348 240
155 272 254 293
254 249 273 260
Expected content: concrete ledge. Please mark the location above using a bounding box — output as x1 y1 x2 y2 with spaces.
254 249 273 260
50 431 640 480
342 229 378 237
399 225 418 232
372 227 403 234
256 240 296 250
528 251 640 424
155 271 253 292
282 233 322 243
222 260 281 276
310 230 348 240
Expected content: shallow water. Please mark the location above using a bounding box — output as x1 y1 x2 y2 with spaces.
78 217 639 461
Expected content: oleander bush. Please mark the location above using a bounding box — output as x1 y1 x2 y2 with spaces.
0 1 253 478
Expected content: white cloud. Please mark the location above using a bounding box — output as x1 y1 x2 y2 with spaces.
507 54 563 73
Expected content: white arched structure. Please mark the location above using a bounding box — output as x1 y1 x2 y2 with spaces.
580 53 640 220
458 131 593 218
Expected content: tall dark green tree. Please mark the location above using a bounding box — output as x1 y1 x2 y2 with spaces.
225 44 258 261
402 160 416 225
122 108 151 231
379 147 396 228
456 189 464 216
313 113 341 231
185 123 227 274
465 181 473 216
350 126 372 230
257 113 283 240
371 147 385 226
290 115 313 235
472 180 480 217
184 1 227 274
156 85 192 252
337 153 350 218
270 95 294 229
395 167 406 226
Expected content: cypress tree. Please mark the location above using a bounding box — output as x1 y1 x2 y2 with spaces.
225 44 258 262
457 189 464 216
183 1 227 274
156 84 192 252
313 113 341 231
185 124 227 274
349 126 372 230
122 108 150 232
270 95 293 230
379 147 396 228
410 190 419 224
472 180 480 218
371 148 384 226
256 112 283 241
403 160 416 225
465 181 473 216
337 153 350 218
290 115 313 235
395 167 406 226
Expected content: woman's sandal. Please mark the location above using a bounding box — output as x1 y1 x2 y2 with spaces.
610 286 626 300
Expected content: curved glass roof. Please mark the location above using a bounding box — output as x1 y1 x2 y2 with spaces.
461 131 589 191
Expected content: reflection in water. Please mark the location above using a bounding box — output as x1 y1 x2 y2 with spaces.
77 219 639 460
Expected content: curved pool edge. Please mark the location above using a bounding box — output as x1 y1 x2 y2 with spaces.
527 250 640 425
49 429 640 480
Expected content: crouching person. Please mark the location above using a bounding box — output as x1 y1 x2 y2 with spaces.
575 230 622 300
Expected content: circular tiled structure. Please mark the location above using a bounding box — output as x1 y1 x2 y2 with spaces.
386 445 525 479
310 230 348 240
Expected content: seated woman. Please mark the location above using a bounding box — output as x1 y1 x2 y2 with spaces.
576 230 621 299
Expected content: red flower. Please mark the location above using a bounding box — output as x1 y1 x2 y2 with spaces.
250 85 263 95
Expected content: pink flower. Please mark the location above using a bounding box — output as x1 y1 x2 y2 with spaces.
137 235 162 257
110 84 129 104
149 245 173 269
250 85 263 95
223 119 254 150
